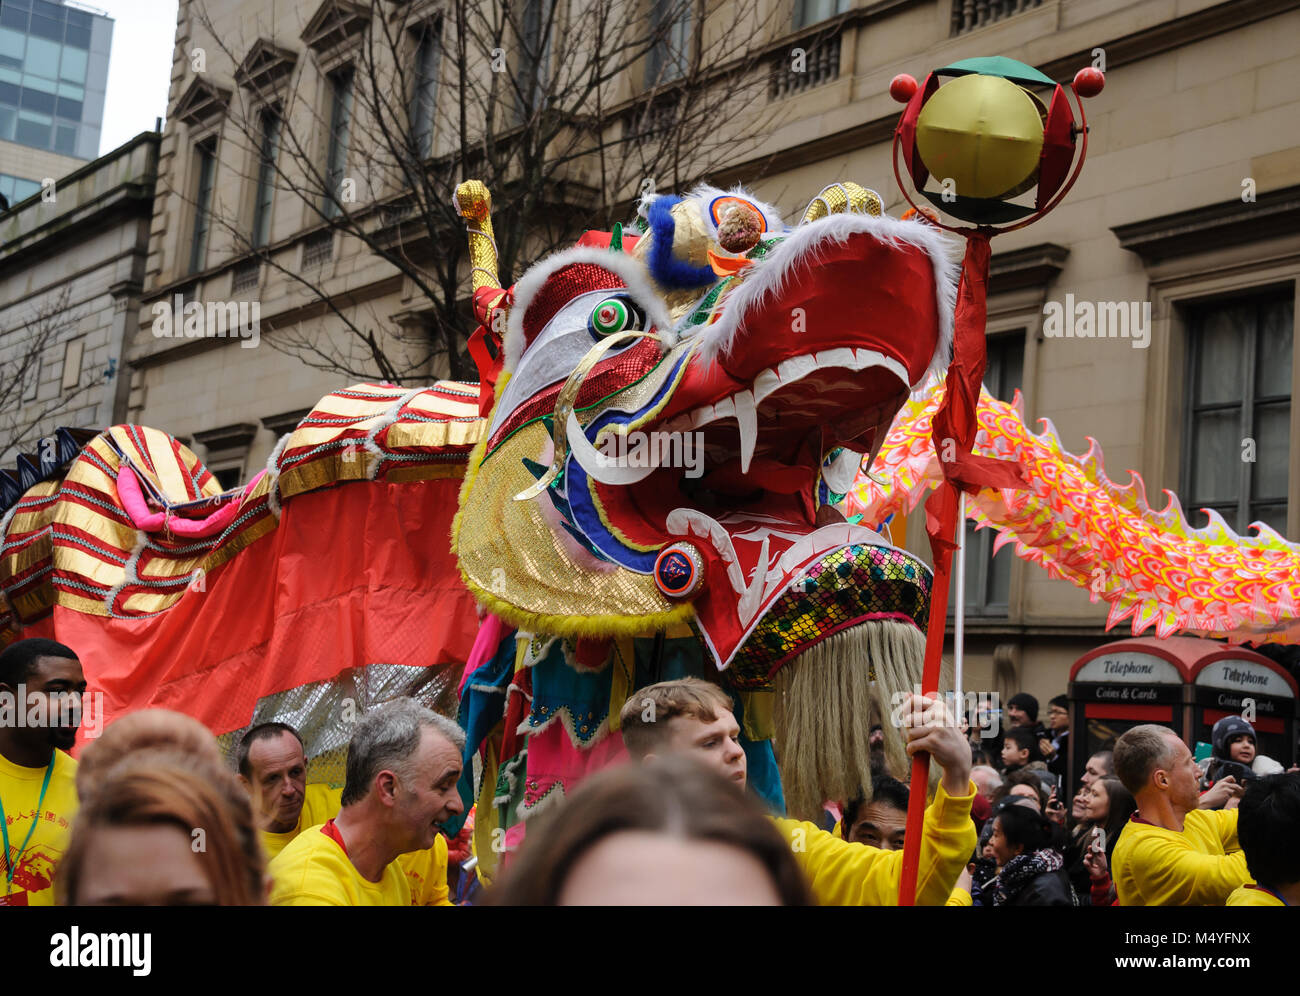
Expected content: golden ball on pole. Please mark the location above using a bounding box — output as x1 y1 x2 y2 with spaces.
914 74 1045 200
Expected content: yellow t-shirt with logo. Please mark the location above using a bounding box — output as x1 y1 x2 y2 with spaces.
0 749 79 907
397 835 451 907
268 822 412 906
262 784 451 905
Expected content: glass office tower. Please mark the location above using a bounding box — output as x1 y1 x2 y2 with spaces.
0 0 112 205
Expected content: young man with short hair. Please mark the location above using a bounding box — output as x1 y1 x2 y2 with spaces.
1082 749 1113 788
1109 724 1250 905
1227 772 1300 906
618 678 976 906
0 639 85 906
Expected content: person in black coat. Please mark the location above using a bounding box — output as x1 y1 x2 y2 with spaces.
986 803 1076 906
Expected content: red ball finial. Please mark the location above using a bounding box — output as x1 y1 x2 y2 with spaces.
889 74 918 103
1073 67 1105 98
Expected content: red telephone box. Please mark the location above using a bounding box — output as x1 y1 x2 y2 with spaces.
1067 636 1297 798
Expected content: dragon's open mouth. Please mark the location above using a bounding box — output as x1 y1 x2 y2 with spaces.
567 350 907 666
558 220 949 667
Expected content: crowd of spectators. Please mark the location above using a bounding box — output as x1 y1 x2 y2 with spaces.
2 638 1296 907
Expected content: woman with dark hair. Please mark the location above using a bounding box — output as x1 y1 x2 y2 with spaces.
985 804 1075 906
490 755 812 905
1063 776 1136 906
59 749 266 906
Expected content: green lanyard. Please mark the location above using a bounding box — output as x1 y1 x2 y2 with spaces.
1 752 55 893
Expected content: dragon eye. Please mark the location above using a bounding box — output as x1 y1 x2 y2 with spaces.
589 295 643 339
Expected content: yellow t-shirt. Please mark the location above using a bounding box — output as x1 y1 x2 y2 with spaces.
261 785 451 905
0 749 79 907
1226 884 1286 906
1112 810 1251 906
268 822 412 906
397 835 452 907
770 781 977 906
262 784 343 862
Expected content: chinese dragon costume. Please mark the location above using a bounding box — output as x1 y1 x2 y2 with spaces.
5 176 1299 886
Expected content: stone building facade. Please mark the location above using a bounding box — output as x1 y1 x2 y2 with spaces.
0 130 158 469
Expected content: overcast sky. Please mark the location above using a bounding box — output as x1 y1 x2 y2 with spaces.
91 0 179 155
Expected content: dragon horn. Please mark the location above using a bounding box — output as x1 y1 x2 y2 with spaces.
454 180 501 294
800 181 884 224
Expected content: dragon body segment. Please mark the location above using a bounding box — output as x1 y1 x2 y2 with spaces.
848 385 1300 645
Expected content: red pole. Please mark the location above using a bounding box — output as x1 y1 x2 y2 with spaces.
897 482 958 903
897 231 1018 904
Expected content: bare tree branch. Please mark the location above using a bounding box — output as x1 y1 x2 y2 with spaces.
185 0 792 386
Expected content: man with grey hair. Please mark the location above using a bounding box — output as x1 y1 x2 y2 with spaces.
1108 723 1249 906
269 699 465 905
971 765 1002 802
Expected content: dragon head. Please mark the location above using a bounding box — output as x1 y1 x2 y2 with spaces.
453 182 958 816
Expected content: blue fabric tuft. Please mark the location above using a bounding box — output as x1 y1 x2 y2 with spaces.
647 195 717 290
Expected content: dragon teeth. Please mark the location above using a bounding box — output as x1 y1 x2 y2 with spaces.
734 390 757 474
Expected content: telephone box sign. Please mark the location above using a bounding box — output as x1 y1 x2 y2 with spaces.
1073 652 1183 685
1194 659 1295 699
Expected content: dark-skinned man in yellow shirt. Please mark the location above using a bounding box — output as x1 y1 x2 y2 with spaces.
0 638 86 906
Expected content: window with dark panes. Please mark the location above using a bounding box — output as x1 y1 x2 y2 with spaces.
949 331 1025 617
65 10 92 49
514 0 552 121
213 466 244 492
189 140 217 273
1185 291 1293 537
15 110 50 146
29 0 64 44
323 66 353 219
252 109 279 248
794 0 851 29
411 20 440 157
1 5 30 33
646 0 690 86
